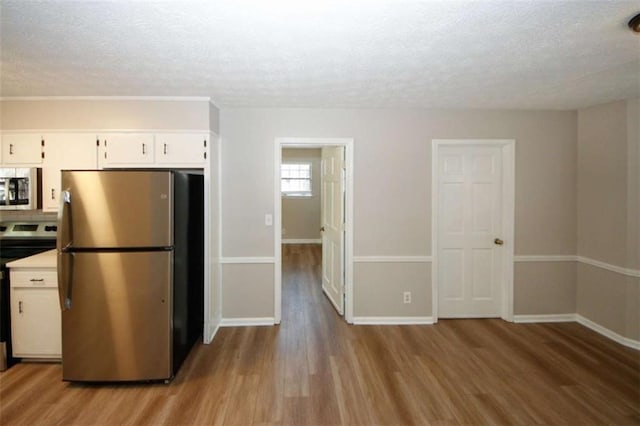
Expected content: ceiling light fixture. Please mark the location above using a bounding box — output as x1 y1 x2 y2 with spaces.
629 13 640 33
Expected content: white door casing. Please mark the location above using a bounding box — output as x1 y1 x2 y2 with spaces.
321 146 346 315
274 138 354 324
432 139 515 322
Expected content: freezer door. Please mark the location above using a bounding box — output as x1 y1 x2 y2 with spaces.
61 251 172 382
59 170 172 249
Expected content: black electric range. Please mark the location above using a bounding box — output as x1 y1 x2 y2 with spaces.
0 220 57 370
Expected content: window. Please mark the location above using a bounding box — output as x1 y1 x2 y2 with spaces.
281 163 312 197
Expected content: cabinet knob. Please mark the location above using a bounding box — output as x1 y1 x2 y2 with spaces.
18 301 23 314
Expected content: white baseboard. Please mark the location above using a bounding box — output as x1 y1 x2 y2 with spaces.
576 314 640 350
513 314 577 323
512 314 640 350
282 239 321 244
215 314 639 349
204 321 221 344
220 317 276 327
352 316 434 325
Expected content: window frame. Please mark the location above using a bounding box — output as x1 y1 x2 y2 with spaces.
280 162 313 198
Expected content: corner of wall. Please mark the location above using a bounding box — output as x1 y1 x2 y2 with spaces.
626 98 640 272
576 99 640 343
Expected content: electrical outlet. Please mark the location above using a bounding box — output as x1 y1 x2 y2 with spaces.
282 228 287 235
403 291 412 304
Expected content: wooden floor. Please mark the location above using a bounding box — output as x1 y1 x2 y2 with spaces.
1 244 639 425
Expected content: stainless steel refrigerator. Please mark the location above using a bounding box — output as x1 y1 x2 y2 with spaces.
57 170 203 382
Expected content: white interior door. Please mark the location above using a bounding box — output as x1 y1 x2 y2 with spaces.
437 145 504 317
321 146 345 315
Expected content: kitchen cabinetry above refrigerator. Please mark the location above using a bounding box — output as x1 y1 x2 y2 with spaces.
154 133 208 165
99 133 208 167
99 133 155 166
42 134 99 212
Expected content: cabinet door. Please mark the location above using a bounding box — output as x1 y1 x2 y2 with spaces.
1 134 43 165
10 288 62 357
42 134 99 212
154 133 207 165
101 133 154 166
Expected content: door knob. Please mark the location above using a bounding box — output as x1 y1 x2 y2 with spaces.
494 238 504 246
320 226 325 232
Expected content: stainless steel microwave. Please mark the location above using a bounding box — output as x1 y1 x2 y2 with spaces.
0 168 41 210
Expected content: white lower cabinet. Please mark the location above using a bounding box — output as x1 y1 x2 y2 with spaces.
10 269 61 359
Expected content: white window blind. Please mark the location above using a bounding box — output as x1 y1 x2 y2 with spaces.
281 163 312 196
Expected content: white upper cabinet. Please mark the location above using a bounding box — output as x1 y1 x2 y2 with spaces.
155 133 207 165
99 132 208 168
1 134 43 165
100 133 155 167
42 133 98 212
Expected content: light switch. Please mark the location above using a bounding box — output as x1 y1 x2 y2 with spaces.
265 214 273 226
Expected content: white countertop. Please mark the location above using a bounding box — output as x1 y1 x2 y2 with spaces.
7 249 57 269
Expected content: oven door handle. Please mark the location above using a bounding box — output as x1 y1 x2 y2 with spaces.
57 252 74 310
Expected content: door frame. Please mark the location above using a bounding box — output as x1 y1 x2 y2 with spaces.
274 137 355 324
431 139 515 323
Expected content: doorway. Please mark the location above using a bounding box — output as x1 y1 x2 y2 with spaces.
274 138 354 324
431 139 515 322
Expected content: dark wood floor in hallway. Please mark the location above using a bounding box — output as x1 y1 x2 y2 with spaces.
1 243 639 425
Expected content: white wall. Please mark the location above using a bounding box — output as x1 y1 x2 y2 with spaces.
1 99 212 130
576 99 639 342
11 99 634 340
220 107 578 320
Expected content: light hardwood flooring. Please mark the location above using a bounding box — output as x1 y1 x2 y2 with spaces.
1 244 639 425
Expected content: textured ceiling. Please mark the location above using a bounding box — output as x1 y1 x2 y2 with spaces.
1 1 639 110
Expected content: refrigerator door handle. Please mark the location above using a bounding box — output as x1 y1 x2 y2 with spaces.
57 189 74 310
57 252 74 310
57 189 73 251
